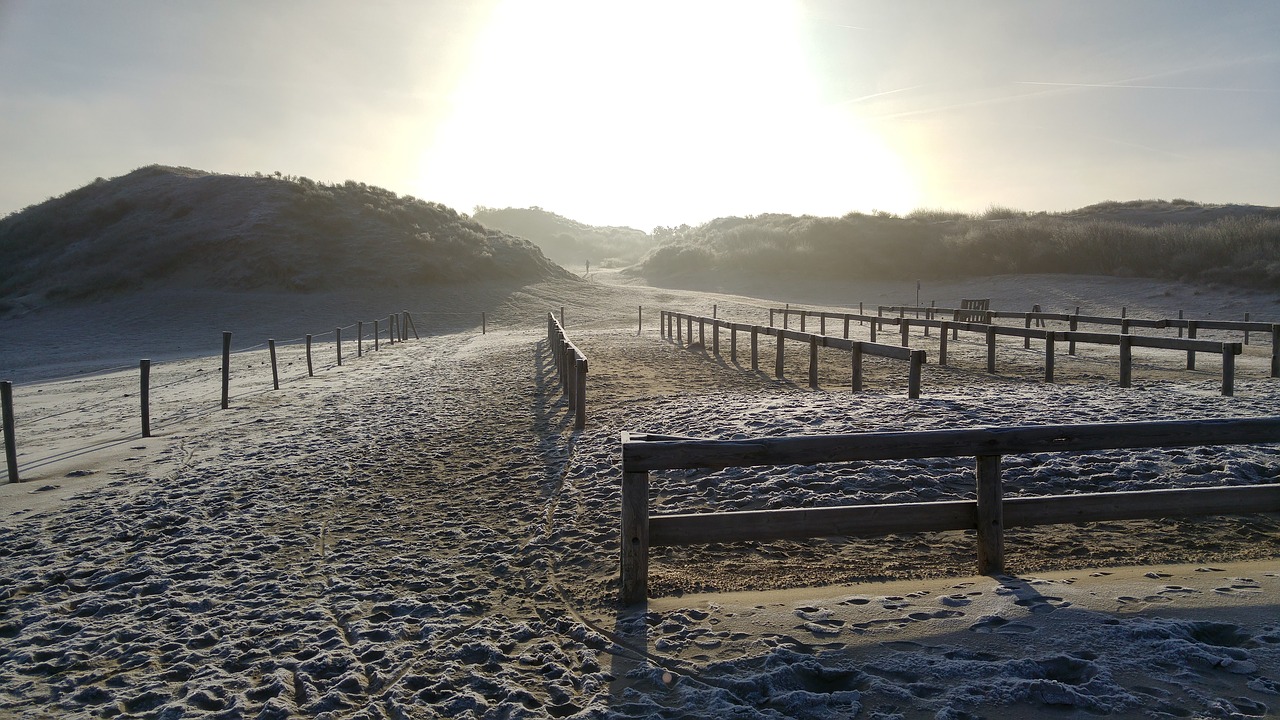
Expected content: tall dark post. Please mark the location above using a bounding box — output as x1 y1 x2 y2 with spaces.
269 340 279 390
140 360 151 437
306 334 314 377
336 328 342 366
221 331 231 410
3 381 19 483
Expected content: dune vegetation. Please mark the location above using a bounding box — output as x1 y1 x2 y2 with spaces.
0 165 570 307
471 206 653 270
635 201 1280 289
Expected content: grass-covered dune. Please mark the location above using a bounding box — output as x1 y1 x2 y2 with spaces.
634 201 1280 289
0 165 571 308
471 205 653 270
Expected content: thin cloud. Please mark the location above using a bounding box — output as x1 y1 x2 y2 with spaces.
1015 81 1278 93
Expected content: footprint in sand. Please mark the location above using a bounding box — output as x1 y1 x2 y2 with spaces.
968 615 1035 634
1214 579 1262 595
1195 567 1225 573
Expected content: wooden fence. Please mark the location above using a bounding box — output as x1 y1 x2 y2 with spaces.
619 417 1280 604
775 307 1247 396
2 309 426 484
661 310 926 398
547 312 588 430
879 304 1280 378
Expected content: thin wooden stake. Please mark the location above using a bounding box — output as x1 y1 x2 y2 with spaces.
140 360 151 437
357 322 364 356
269 339 279 390
336 328 342 366
975 454 1004 575
1 381 16 483
808 336 819 389
374 320 380 351
306 335 314 376
221 331 231 409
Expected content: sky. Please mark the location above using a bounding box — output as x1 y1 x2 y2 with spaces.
1 0 1277 231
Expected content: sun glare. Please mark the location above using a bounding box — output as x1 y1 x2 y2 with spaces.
417 0 917 228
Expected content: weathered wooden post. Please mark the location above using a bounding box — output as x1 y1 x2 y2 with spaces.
560 306 565 327
843 316 850 339
620 462 650 605
357 322 363 357
1119 334 1132 387
775 331 785 378
388 314 396 344
1120 318 1130 335
1271 325 1279 378
1186 321 1197 370
574 357 587 429
483 312 487 335
859 302 864 324
638 306 643 335
1222 344 1235 397
751 327 759 371
986 326 997 374
374 320 380 351
1069 311 1079 355
676 313 683 345
799 312 806 332
306 335 314 377
850 342 863 392
336 328 342 366
1 381 16 483
221 331 231 410
730 326 738 363
698 318 705 347
269 340 279 390
870 318 877 343
1024 316 1032 349
769 308 775 327
1044 334 1056 383
808 335 819 389
908 350 925 399
713 304 717 319
900 319 910 347
783 303 789 329
820 313 826 335
140 360 151 438
939 322 949 365
404 311 419 339
711 320 720 356
1244 312 1250 345
975 455 1004 575
1177 310 1184 338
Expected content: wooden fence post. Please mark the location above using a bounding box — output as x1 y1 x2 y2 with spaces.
1 381 16 483
404 311 419 339
561 306 565 327
221 331 231 410
140 360 151 437
908 350 924 399
870 318 877 343
336 328 342 366
799 313 806 332
939 322 949 366
687 316 693 344
820 313 826 335
357 322 363 357
1069 314 1078 355
859 302 864 324
574 357 587 429
698 319 705 348
975 454 1004 575
1044 334 1055 383
775 331 785 378
843 316 850 339
1222 345 1235 397
1024 316 1032 349
784 303 789 329
730 326 738 363
389 314 396 344
851 342 863 392
483 312 487 335
986 326 997 374
1177 310 1184 338
1244 312 1250 345
1186 321 1197 370
900 319 910 347
713 304 717 319
676 313 683 345
374 320 380 352
620 469 650 605
751 328 759 371
1271 325 1279 378
638 306 643 335
769 308 775 327
1119 334 1132 387
269 339 279 390
808 336 819 389
306 335 314 377
712 321 720 356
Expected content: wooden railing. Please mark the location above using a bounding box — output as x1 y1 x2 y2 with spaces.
618 417 1280 604
774 307 1247 396
547 312 587 430
661 310 926 398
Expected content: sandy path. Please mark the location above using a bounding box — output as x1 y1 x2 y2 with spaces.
1 274 1278 718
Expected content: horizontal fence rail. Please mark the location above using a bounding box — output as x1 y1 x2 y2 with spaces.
618 417 1280 604
547 312 588 430
775 306 1252 395
661 310 926 398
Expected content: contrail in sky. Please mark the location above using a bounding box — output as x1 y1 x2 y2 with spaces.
1016 81 1277 93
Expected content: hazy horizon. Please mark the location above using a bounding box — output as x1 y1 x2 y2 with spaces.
2 0 1277 231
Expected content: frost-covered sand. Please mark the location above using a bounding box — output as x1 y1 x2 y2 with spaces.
1 274 1278 719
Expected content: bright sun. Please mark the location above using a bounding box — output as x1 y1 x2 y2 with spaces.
417 0 917 229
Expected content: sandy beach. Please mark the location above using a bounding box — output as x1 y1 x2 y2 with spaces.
1 273 1278 719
